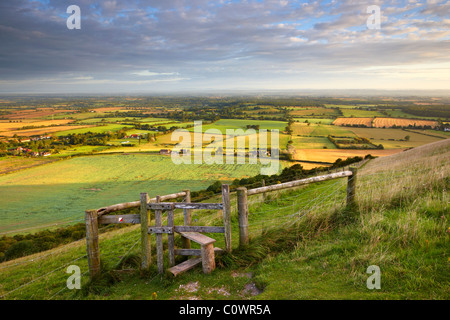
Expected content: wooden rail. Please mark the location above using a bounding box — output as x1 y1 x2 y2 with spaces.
247 171 353 196
96 191 187 216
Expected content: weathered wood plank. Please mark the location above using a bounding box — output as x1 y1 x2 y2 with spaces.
148 202 223 210
174 248 224 256
96 191 187 216
222 184 232 253
179 232 216 245
155 195 164 274
167 209 175 267
98 214 141 224
182 189 192 250
148 226 174 234
174 226 225 233
140 193 151 270
148 202 175 210
167 258 202 277
247 171 353 196
175 203 223 210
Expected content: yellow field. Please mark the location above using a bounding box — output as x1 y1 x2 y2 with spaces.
0 119 75 132
293 148 404 163
1 108 74 120
372 118 438 128
333 118 373 127
1 125 93 137
333 117 438 128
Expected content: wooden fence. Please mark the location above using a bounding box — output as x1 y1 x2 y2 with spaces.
85 168 357 279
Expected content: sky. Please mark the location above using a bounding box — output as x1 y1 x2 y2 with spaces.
0 0 449 94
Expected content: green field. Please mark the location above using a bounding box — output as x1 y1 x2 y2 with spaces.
340 109 385 118
294 118 335 125
189 119 288 135
291 136 336 149
54 124 134 136
348 127 445 149
0 154 284 234
289 107 339 117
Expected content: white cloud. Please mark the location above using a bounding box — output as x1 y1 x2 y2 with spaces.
131 70 180 77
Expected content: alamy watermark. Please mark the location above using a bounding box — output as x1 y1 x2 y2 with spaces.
66 265 81 289
66 5 81 30
366 265 381 289
367 5 381 30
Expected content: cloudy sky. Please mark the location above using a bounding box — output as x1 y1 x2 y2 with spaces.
0 0 449 94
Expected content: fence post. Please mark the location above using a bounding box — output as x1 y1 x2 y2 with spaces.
85 209 100 279
237 187 249 247
182 189 191 250
347 167 358 207
222 184 232 253
261 179 266 202
140 193 151 270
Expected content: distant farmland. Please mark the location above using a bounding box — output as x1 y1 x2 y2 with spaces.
333 117 438 128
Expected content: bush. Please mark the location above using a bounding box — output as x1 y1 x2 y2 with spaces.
4 240 35 260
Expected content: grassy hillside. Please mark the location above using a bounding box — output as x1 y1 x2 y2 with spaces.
0 139 448 300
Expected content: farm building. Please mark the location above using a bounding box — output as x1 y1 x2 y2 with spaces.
159 149 171 155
